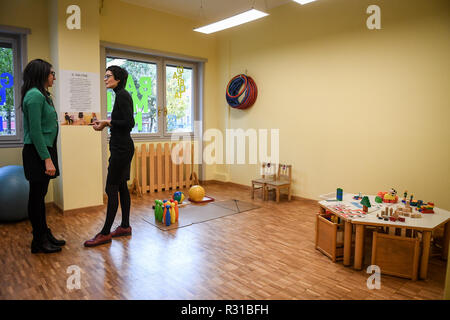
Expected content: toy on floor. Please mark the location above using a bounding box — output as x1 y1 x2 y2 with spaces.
189 185 205 202
377 188 398 203
154 199 179 226
154 200 164 222
173 191 185 203
0 165 29 222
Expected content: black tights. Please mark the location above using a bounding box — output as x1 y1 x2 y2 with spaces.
100 181 131 235
28 179 50 242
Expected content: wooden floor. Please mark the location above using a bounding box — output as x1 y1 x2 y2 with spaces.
0 182 447 300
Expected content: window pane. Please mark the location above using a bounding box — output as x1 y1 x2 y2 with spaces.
106 57 158 134
0 44 16 136
166 65 193 133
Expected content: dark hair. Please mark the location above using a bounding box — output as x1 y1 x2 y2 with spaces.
106 65 128 90
20 59 53 108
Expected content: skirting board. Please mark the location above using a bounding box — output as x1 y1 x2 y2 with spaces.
45 201 106 215
201 180 316 203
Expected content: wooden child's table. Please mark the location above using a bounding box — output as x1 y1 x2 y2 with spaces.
318 193 450 279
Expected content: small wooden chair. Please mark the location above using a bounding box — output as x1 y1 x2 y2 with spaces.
265 164 292 203
251 162 276 200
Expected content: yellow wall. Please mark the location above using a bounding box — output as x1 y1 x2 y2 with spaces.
0 0 54 202
49 0 104 211
215 0 450 210
1 0 449 211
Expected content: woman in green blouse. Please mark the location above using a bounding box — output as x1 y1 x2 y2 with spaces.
21 59 65 254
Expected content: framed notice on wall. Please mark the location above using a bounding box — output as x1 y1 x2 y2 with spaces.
59 70 100 126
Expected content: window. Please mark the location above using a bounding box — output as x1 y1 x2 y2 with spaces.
106 57 159 134
105 49 199 139
165 63 193 134
0 29 26 147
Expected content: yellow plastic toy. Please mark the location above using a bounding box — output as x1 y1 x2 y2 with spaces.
188 185 205 202
170 201 176 224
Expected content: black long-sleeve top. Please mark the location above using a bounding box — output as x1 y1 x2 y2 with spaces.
110 87 135 152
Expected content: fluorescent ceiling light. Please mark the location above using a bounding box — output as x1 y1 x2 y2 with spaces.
194 9 269 34
293 0 317 4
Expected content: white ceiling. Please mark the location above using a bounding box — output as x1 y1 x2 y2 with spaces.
121 0 292 23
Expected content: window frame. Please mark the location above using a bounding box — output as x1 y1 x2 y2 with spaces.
163 59 197 137
0 28 28 148
106 50 163 139
104 47 202 141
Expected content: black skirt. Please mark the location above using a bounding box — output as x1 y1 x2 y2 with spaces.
106 143 134 185
22 141 60 182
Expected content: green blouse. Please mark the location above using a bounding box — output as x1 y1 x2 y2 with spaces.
22 88 58 160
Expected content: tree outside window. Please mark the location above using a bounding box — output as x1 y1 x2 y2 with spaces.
0 45 15 136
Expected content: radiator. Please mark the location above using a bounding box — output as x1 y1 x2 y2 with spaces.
131 142 198 196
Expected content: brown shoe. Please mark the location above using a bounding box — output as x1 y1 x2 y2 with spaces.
111 226 132 238
84 233 112 247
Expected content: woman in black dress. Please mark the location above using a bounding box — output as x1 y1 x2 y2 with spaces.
84 66 135 247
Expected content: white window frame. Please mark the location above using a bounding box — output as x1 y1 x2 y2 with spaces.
163 59 197 137
0 26 28 148
102 45 204 141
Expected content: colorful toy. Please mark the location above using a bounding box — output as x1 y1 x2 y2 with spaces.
154 199 180 226
188 185 206 202
377 188 398 203
375 196 382 203
336 188 343 201
417 202 434 214
174 200 179 221
154 200 164 222
169 201 176 224
163 204 171 226
353 192 363 200
360 196 371 213
327 204 365 219
173 191 185 203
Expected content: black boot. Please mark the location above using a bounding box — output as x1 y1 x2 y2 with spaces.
46 228 66 246
31 237 62 254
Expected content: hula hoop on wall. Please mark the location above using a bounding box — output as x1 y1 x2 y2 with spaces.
226 74 258 110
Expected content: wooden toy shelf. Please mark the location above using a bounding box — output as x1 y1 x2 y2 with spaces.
315 212 345 262
371 231 421 280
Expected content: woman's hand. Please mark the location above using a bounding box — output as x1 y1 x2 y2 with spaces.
91 120 110 131
44 158 56 176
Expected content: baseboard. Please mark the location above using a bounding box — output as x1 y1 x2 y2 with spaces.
200 180 316 203
45 202 61 213
45 201 105 215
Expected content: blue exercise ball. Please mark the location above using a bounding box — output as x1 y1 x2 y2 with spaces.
0 165 29 222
